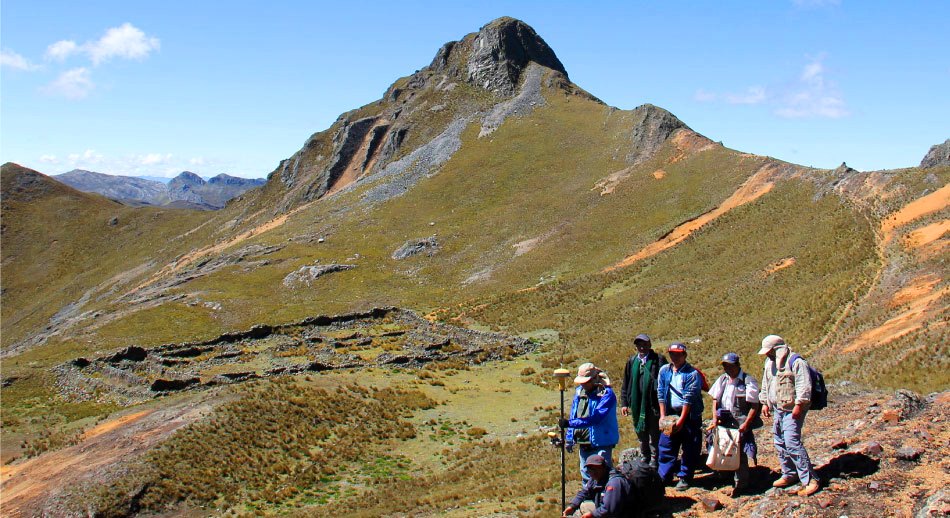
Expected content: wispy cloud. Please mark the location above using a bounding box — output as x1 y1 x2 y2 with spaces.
39 155 59 164
44 23 160 66
694 53 848 119
45 40 79 61
1 49 41 71
139 153 173 165
775 54 848 118
43 68 95 99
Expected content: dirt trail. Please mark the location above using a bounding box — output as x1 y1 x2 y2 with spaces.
605 163 782 272
0 399 213 517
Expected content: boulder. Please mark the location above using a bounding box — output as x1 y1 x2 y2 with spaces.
392 236 439 259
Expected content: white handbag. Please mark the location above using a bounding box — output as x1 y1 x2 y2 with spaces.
706 426 741 471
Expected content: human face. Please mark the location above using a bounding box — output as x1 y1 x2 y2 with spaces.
723 362 740 378
635 340 652 355
668 351 686 368
588 463 608 481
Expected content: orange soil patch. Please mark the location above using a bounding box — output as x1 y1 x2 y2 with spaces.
902 219 949 260
881 184 950 243
669 129 717 164
0 401 212 517
763 257 796 277
844 278 949 353
652 170 666 180
888 275 941 309
604 163 782 272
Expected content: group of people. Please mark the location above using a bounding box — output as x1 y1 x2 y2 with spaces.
558 333 820 518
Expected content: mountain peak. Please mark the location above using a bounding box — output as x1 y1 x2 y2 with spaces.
429 16 567 96
920 138 950 168
171 171 205 185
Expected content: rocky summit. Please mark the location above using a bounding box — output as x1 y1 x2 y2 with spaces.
1 16 947 518
920 138 950 168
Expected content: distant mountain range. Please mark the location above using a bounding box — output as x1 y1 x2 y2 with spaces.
53 169 265 209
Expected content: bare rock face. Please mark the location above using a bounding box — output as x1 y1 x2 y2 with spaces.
920 139 950 168
432 17 568 96
282 263 355 288
627 104 689 164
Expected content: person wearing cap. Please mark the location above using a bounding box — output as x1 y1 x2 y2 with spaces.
707 352 761 496
561 363 620 482
562 454 636 518
655 342 704 491
620 333 667 469
759 334 820 497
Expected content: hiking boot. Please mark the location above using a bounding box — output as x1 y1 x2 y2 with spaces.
675 479 690 491
797 479 820 496
730 485 746 498
772 476 798 488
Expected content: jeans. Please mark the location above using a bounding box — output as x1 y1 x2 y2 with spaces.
773 408 814 485
578 444 614 482
635 412 661 468
657 416 702 483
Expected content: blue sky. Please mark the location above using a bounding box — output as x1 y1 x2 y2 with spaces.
2 1 947 178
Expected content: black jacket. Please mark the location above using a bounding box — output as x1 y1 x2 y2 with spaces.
569 470 635 517
620 350 667 414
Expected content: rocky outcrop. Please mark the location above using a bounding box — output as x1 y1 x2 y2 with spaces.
459 17 567 96
626 104 689 164
282 263 355 288
920 139 950 168
392 236 439 259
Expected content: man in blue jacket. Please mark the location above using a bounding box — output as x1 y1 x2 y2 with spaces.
561 363 620 481
656 342 704 491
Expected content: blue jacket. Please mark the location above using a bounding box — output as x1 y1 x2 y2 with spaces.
567 384 619 448
657 363 704 420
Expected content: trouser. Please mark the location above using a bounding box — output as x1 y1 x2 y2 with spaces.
635 412 661 468
578 444 615 483
657 415 702 483
773 408 814 485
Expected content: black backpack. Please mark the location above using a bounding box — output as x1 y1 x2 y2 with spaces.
789 354 828 410
618 457 664 512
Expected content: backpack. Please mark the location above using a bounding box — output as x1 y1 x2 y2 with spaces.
618 456 664 512
771 353 828 411
695 367 710 392
790 354 828 411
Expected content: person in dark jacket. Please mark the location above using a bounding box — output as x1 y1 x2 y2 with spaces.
621 333 667 469
562 455 635 518
561 363 620 482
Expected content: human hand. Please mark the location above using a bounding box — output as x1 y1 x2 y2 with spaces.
738 422 749 434
792 404 803 420
672 419 685 434
566 442 574 453
762 405 771 418
621 406 630 417
580 512 594 518
562 505 574 517
706 421 717 432
559 418 570 429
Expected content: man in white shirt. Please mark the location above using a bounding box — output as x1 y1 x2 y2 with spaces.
708 352 761 496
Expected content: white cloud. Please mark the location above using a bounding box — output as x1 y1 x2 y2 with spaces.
189 157 207 166
725 86 767 105
1 49 40 71
39 155 59 164
45 40 79 61
86 23 160 65
139 153 173 165
43 68 95 99
66 149 104 168
775 55 849 118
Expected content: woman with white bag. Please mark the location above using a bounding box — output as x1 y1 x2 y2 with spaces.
706 352 762 496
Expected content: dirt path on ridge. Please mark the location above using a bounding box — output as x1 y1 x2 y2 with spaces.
604 162 783 272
